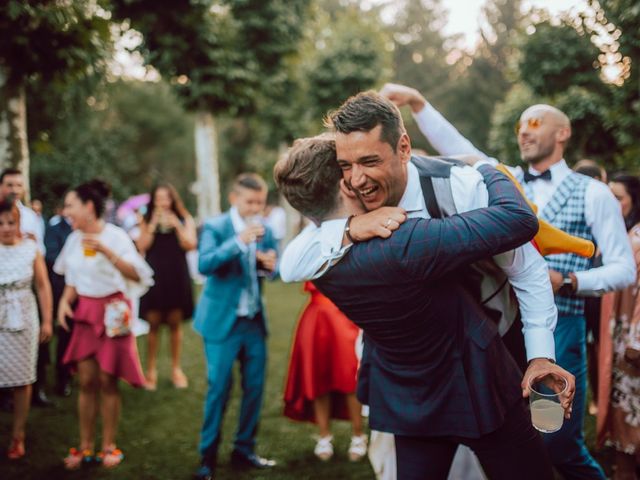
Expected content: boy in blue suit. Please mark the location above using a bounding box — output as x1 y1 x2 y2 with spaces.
193 173 278 480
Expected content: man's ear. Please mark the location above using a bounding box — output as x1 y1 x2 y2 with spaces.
556 126 571 144
398 133 412 164
228 191 236 206
340 178 358 199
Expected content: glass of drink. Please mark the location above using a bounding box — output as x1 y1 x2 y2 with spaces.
246 215 265 243
528 373 567 433
82 237 97 257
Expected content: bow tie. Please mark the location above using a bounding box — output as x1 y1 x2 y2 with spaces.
523 169 552 183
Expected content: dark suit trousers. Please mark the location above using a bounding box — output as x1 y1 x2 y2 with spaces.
395 400 554 480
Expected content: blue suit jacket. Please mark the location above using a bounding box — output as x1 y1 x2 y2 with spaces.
193 212 277 342
314 165 539 439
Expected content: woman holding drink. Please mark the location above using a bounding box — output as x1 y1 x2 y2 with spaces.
55 179 153 469
137 183 196 390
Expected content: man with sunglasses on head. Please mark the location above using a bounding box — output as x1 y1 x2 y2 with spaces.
380 83 635 480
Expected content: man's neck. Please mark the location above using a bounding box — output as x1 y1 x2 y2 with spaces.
529 155 562 173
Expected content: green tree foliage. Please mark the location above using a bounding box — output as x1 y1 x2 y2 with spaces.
0 0 113 192
590 0 640 170
0 0 112 84
441 0 525 154
517 20 602 97
305 6 390 120
112 0 310 116
28 80 196 213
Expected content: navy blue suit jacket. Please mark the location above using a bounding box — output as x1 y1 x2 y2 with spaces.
44 218 72 306
314 165 539 439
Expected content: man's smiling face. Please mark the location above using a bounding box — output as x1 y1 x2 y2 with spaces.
335 125 410 211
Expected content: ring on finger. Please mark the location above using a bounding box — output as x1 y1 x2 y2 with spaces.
385 218 392 228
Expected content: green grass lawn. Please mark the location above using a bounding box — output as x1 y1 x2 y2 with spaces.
1 281 614 479
1 281 374 480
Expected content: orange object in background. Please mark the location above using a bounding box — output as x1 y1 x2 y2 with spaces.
495 164 595 259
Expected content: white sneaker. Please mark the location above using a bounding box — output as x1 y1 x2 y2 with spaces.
348 434 368 462
314 435 334 461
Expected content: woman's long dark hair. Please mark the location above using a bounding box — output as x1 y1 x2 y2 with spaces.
611 173 640 231
144 183 190 223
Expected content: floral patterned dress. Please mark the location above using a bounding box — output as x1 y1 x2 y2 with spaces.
598 223 640 454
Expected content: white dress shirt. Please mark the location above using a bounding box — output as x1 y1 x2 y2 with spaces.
280 161 558 361
17 201 45 254
229 207 258 317
413 103 635 296
54 223 153 299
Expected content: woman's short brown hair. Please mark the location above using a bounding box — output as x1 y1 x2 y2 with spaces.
273 136 342 224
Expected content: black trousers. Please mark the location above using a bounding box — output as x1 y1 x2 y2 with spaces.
395 401 554 480
55 320 74 385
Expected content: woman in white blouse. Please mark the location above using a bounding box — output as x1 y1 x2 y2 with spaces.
54 180 153 470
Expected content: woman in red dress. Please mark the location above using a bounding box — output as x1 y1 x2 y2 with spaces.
284 282 367 462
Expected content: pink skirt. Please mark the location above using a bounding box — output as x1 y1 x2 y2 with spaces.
63 293 146 388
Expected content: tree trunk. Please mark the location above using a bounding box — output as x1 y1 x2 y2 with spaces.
194 110 221 221
0 68 30 200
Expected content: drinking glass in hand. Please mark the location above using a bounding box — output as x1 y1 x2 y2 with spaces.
528 373 567 433
246 215 265 243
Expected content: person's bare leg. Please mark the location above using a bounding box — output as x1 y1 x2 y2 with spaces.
145 310 163 389
614 451 638 480
12 384 32 442
100 370 120 451
77 359 100 450
166 309 187 388
346 393 364 436
313 394 332 437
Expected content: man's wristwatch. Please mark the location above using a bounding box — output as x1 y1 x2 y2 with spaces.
557 272 577 297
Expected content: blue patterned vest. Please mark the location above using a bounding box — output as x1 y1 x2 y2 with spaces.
517 171 594 316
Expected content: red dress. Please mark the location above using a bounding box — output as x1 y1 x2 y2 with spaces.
284 282 360 423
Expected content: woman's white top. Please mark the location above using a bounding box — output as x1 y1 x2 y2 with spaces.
54 223 153 299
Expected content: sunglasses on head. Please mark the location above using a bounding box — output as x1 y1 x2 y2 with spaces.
515 117 543 135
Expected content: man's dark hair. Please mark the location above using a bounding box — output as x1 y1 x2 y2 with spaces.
573 159 605 181
233 173 268 193
0 168 22 184
274 137 342 224
325 91 405 152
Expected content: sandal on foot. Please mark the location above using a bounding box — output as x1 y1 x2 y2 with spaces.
314 435 334 461
7 438 25 460
172 369 188 389
348 434 368 462
145 370 157 391
98 448 124 468
64 448 94 470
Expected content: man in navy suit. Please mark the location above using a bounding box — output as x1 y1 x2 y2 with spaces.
44 210 73 396
193 173 278 480
275 137 573 479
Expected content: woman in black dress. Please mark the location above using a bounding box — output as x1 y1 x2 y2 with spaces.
138 184 196 390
